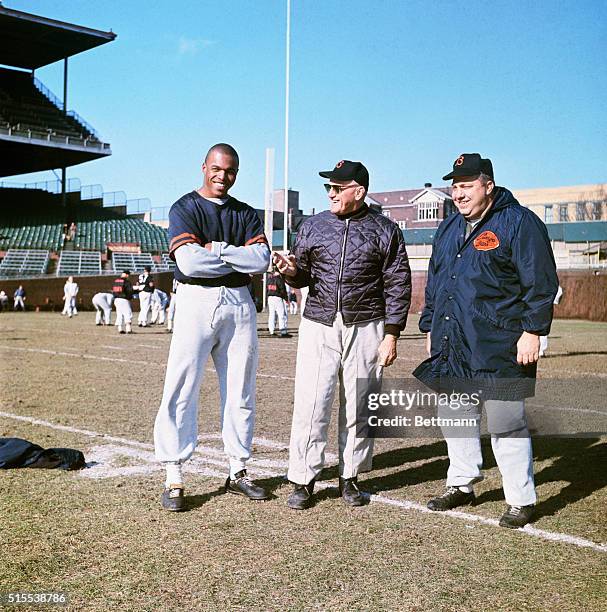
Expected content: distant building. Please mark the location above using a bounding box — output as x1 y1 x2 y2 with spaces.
367 183 455 229
512 184 607 224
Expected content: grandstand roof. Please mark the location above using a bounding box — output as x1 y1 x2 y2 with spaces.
0 5 116 69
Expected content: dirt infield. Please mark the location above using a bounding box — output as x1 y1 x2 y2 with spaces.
0 312 605 610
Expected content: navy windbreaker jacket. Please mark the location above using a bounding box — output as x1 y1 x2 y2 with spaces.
413 187 558 399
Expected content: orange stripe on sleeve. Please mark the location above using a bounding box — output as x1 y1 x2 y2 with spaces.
169 233 201 250
245 234 269 246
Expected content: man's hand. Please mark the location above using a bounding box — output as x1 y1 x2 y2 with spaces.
426 332 431 357
273 252 297 277
517 331 540 365
378 335 398 367
204 242 212 251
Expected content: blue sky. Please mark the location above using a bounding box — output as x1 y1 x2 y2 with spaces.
5 0 607 215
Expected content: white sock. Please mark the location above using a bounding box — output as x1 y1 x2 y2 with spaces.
458 485 473 494
230 465 246 480
165 462 183 488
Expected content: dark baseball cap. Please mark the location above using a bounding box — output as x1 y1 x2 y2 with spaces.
122 269 130 275
319 160 369 190
442 153 494 181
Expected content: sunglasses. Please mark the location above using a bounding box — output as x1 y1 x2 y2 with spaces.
323 183 359 194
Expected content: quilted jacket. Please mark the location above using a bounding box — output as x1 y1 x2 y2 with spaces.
285 204 411 333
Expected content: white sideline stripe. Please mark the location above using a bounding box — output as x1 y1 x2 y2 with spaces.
0 410 605 554
0 346 296 382
100 345 126 350
0 411 283 472
372 495 607 553
528 402 607 417
545 369 607 379
2 345 603 408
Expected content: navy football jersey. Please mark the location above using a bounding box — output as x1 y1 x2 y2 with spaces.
169 191 267 287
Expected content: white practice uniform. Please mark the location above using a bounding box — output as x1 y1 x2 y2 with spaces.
137 271 153 326
167 279 179 331
154 191 270 479
63 281 79 317
151 289 169 324
92 292 114 325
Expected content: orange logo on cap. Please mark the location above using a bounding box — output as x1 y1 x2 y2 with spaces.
455 155 465 166
336 160 345 168
473 231 500 251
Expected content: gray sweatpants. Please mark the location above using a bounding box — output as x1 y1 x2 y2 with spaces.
154 284 258 478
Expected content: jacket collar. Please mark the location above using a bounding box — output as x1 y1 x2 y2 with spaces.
333 203 369 221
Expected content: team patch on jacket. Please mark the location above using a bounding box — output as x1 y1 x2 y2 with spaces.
473 230 500 251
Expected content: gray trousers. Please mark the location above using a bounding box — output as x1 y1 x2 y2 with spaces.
440 399 536 506
287 314 383 484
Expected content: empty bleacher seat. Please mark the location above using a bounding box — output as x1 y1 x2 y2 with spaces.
112 252 155 273
56 251 102 276
0 249 49 277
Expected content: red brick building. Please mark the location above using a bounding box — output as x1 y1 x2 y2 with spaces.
368 183 455 229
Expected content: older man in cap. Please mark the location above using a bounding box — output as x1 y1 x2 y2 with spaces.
274 160 411 510
413 153 559 528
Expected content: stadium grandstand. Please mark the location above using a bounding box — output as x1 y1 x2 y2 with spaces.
0 5 172 290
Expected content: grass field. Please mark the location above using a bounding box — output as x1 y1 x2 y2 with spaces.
0 311 606 611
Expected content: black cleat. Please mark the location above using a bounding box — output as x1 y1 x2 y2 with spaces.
339 477 366 507
427 486 475 511
279 333 293 338
287 481 315 510
499 504 534 529
225 470 269 500
161 485 185 512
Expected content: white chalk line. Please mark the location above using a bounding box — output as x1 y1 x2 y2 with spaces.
546 369 607 379
527 402 607 417
0 345 296 382
372 495 607 553
5 345 606 409
1 409 605 554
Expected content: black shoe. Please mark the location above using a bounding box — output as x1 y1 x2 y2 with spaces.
279 333 292 338
225 470 269 500
287 481 315 510
427 486 475 511
499 504 534 529
339 477 366 507
161 485 185 512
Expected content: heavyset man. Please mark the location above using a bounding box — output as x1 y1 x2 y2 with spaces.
413 153 559 528
154 143 271 511
275 160 411 509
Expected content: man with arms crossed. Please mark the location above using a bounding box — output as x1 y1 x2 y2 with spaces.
154 143 271 511
414 153 558 528
275 160 411 509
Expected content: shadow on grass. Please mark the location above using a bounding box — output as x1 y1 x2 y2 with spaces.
185 486 225 511
531 437 606 519
311 437 606 520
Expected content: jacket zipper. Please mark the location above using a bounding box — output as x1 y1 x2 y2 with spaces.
336 219 350 314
